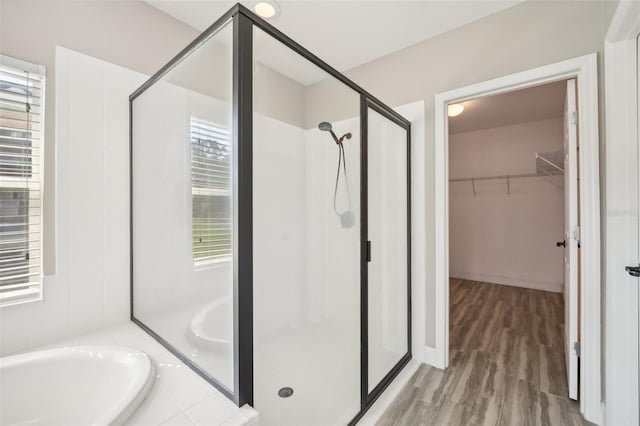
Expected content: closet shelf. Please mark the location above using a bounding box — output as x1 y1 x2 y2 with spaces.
449 148 565 184
450 172 547 183
536 149 564 176
449 148 564 196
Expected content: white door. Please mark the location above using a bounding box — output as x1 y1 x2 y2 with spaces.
563 78 579 400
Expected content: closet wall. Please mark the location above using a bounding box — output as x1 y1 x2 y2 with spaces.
449 117 564 292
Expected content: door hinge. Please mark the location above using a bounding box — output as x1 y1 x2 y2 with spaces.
366 241 372 263
572 225 580 242
573 341 580 357
571 111 578 125
625 264 640 277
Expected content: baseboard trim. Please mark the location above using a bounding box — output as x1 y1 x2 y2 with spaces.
422 346 445 369
450 272 562 293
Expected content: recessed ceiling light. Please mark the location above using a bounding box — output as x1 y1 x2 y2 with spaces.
254 1 280 19
448 103 464 117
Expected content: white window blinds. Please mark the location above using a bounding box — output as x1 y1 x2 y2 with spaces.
0 55 45 307
190 118 232 264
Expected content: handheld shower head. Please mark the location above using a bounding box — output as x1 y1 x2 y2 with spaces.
318 121 351 145
319 121 340 144
319 121 354 228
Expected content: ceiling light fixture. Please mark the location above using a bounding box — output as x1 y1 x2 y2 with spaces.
448 103 464 117
254 1 280 19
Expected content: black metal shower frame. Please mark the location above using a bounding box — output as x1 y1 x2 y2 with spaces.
129 3 412 422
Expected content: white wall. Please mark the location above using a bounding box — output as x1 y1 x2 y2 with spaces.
0 48 144 356
449 118 565 292
252 114 307 341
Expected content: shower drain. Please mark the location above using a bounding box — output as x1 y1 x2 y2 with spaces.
278 387 294 398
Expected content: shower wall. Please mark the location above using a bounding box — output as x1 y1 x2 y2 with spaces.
253 115 362 335
303 118 360 324
253 110 362 426
252 113 306 338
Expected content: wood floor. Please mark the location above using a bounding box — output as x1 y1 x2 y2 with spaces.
376 279 587 426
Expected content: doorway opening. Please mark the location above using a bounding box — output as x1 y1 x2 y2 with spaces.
447 79 581 421
433 54 601 423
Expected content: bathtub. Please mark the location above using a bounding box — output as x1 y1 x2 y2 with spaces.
188 297 233 351
0 346 155 426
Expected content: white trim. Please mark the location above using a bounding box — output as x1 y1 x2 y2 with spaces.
603 1 640 425
450 273 562 294
421 345 445 369
434 54 601 423
605 0 640 42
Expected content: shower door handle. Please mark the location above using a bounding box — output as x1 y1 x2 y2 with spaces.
367 241 372 262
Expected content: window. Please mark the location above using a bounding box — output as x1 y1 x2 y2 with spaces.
190 118 232 264
0 55 45 306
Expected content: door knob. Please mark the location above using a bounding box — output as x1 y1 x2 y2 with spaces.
625 265 640 277
556 240 566 247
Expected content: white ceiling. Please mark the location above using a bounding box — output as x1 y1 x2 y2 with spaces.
449 80 567 134
144 0 525 85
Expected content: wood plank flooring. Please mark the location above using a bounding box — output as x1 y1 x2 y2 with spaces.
376 279 587 426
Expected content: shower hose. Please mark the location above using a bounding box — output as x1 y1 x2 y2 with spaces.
333 142 351 217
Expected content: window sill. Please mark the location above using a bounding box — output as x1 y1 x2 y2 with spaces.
0 287 43 308
194 256 232 272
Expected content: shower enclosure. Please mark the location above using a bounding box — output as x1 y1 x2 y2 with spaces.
129 4 411 425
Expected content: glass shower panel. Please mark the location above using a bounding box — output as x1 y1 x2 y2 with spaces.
252 27 361 426
367 107 409 392
131 22 234 391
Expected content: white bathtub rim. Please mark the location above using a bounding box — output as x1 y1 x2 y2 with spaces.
188 296 233 349
0 345 156 426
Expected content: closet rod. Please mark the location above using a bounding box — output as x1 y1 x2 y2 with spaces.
449 173 546 183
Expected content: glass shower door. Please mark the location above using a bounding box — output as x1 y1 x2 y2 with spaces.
366 103 410 395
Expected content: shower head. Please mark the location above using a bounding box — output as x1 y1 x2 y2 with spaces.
318 121 350 145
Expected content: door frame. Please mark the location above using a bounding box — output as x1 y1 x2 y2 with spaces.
434 54 601 423
604 1 640 425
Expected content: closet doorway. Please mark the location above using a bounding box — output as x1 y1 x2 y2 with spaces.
433 54 601 423
447 79 580 419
